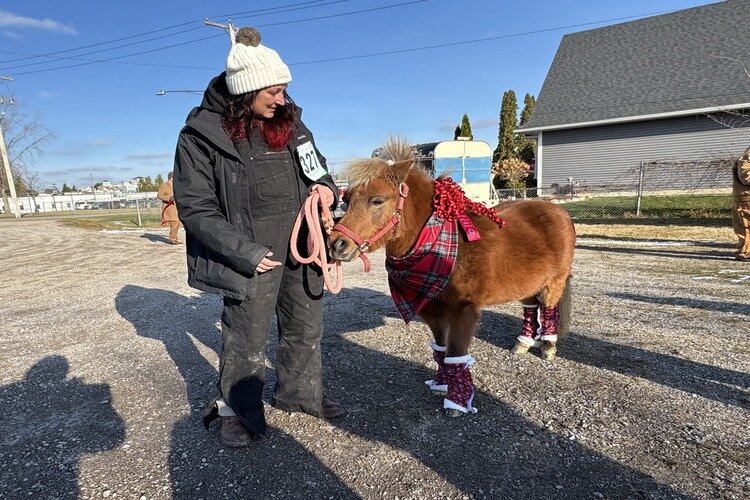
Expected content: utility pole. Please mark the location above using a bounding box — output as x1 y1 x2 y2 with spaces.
204 18 236 41
0 94 20 218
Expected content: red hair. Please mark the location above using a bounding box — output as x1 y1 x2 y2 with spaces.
222 90 298 150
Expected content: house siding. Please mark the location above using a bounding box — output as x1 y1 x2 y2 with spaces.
539 114 750 189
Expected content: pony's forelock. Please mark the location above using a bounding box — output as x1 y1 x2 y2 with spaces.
346 158 390 188
377 135 413 163
346 136 417 187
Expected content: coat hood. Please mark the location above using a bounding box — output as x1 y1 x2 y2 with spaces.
182 73 239 160
200 72 232 114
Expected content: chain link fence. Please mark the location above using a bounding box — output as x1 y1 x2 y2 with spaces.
4 192 162 215
494 158 735 219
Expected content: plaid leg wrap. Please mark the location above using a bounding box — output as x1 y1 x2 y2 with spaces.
540 305 560 341
520 305 540 338
425 342 448 392
516 305 541 347
443 355 478 414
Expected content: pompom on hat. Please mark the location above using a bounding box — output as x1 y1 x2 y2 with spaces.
225 27 292 96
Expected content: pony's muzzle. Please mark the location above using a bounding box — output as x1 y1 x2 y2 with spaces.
328 235 359 262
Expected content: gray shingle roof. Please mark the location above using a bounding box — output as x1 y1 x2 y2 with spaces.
519 0 750 131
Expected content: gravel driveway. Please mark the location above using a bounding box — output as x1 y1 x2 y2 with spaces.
0 219 747 499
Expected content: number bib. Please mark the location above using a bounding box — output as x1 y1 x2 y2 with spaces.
297 141 326 181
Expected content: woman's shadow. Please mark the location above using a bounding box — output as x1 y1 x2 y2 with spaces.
0 355 125 498
115 285 356 498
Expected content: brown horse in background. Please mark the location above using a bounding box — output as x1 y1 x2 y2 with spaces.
328 141 576 416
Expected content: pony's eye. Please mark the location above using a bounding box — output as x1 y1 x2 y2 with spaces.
370 197 386 207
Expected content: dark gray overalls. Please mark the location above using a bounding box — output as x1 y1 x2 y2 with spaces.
220 127 325 436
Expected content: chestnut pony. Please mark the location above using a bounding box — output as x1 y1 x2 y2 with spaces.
328 142 575 416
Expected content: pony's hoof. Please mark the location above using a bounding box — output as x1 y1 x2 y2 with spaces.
425 381 447 396
511 341 531 355
444 408 466 418
541 341 557 361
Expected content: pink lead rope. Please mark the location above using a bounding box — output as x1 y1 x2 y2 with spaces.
290 190 345 294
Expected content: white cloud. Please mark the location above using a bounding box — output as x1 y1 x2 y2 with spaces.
45 166 133 176
1 30 22 39
0 10 77 35
123 152 171 161
38 90 63 98
472 118 498 129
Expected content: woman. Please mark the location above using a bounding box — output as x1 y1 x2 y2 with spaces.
173 27 342 448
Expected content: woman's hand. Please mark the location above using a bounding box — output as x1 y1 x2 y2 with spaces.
256 251 282 273
310 184 335 208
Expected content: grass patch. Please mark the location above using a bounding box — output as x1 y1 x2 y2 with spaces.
60 213 163 230
563 194 732 219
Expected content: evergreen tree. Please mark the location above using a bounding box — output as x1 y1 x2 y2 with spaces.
493 90 518 162
519 93 536 126
459 114 473 140
61 183 70 193
516 93 537 164
137 177 151 192
155 174 164 187
453 125 461 140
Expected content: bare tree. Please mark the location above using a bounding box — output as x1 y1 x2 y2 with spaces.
701 56 750 132
0 93 56 214
21 168 45 213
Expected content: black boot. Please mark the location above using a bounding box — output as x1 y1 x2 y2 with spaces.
274 397 345 419
219 416 256 447
322 398 345 419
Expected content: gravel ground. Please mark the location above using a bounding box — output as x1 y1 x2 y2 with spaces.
0 218 748 500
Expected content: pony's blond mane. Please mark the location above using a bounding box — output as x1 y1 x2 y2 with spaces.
346 136 415 187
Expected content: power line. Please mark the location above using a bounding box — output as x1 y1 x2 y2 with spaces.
5 7 681 78
2 0 354 71
0 0 337 65
290 10 678 65
1 0 427 75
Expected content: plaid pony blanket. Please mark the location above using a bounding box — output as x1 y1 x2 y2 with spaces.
386 214 458 323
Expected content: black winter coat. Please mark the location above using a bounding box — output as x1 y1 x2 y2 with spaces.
172 74 337 300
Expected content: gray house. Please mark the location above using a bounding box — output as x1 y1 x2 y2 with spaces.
518 0 750 192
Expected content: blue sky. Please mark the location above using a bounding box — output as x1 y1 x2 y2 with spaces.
0 0 717 189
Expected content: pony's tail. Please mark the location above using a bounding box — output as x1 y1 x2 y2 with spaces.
556 275 573 337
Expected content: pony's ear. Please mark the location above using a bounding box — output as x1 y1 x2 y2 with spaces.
392 159 413 183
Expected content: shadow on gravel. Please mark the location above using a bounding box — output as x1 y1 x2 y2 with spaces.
563 333 749 410
115 285 357 499
320 289 687 499
139 233 173 244
114 284 687 498
478 308 749 410
0 355 125 498
558 334 750 409
609 291 750 317
575 243 735 261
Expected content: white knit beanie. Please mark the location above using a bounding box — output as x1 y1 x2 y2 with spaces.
225 27 292 96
